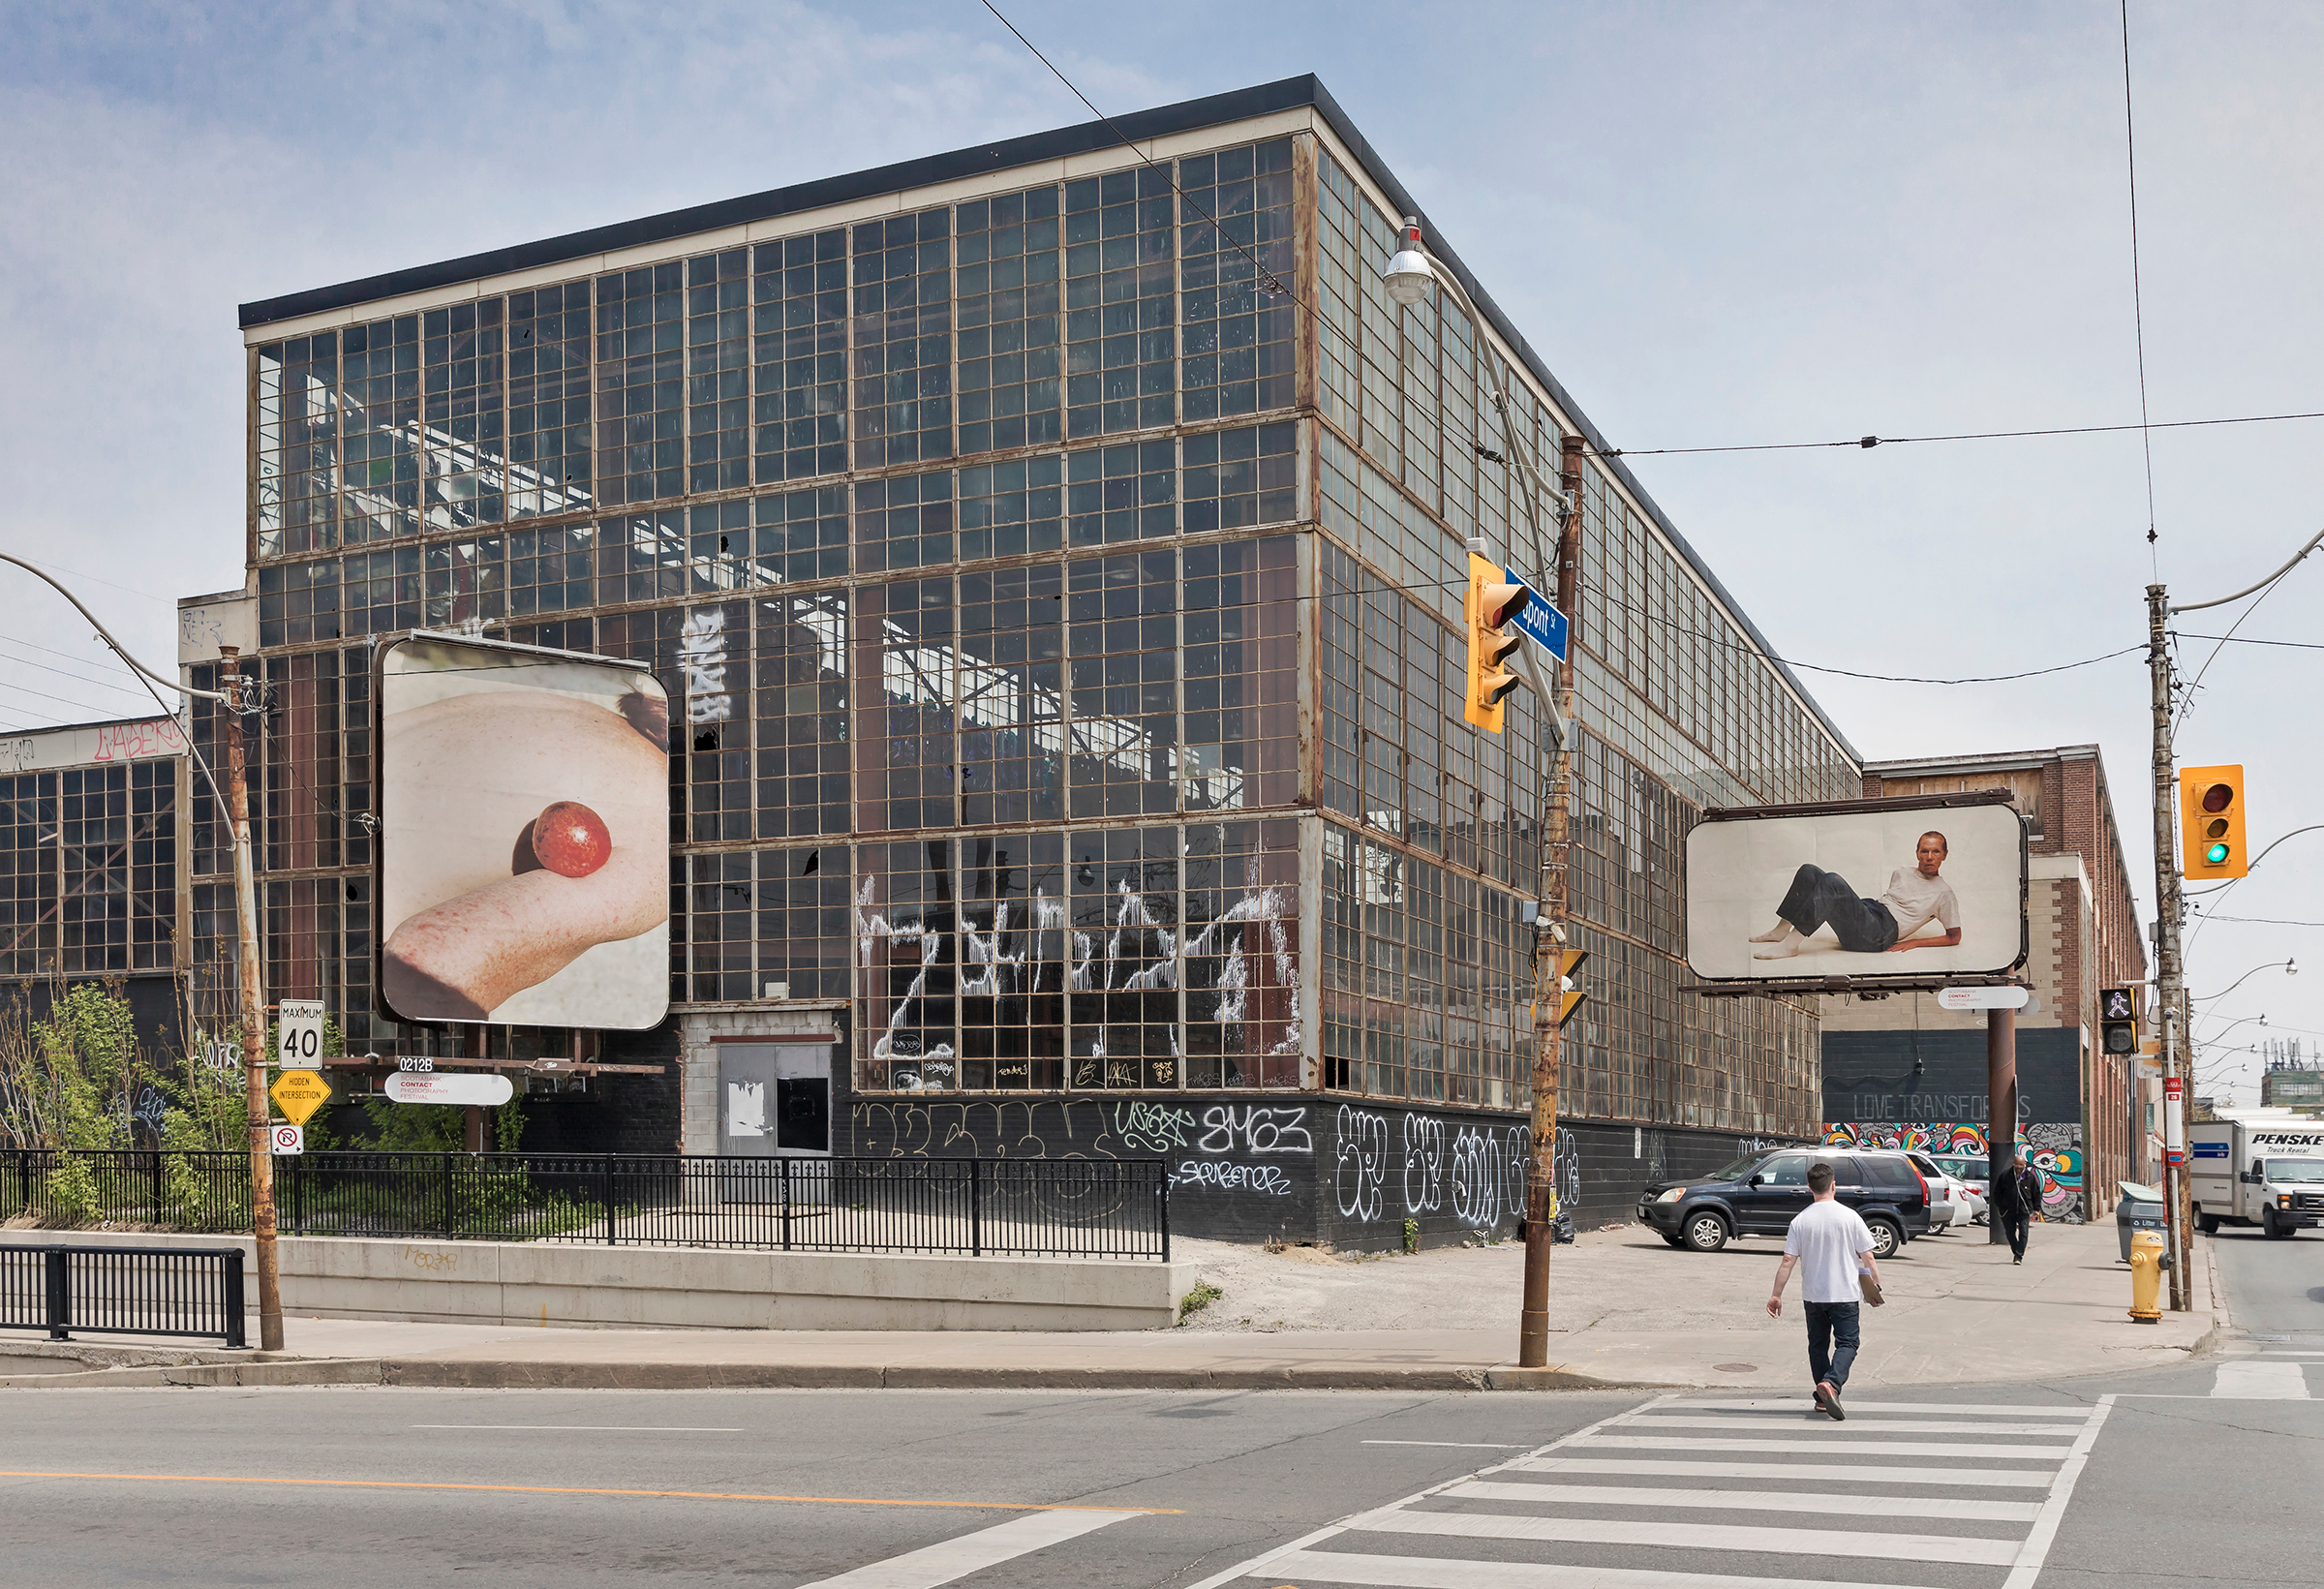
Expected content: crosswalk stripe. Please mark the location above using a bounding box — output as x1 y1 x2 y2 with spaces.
1250 1548 1951 1589
1997 1393 2115 1589
1621 1415 2087 1436
1659 1397 2095 1418
791 1508 1141 1588
2211 1360 2310 1399
1575 1434 2073 1459
1340 1507 2021 1567
1509 1455 2056 1488
1445 1479 2041 1521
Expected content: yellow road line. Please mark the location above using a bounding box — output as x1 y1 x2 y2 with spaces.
0 1471 1178 1513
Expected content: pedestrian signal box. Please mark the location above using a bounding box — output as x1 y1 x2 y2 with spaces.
2179 765 2248 879
2099 985 2139 1057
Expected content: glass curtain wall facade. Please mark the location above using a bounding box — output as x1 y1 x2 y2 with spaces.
229 111 1851 1141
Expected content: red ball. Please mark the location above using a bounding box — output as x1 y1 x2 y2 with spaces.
533 801 612 878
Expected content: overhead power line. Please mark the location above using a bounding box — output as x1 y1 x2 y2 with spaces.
2120 0 2159 557
1591 408 2324 460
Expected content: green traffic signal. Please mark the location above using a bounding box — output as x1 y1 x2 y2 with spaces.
2206 841 2231 865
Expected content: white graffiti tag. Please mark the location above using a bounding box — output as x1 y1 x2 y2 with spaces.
1333 1106 1389 1222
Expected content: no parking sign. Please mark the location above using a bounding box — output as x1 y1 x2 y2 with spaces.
270 1123 304 1155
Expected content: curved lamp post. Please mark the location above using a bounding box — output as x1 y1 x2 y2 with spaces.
0 552 283 1353
2190 958 2296 1003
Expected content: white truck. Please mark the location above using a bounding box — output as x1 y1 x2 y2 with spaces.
2189 1113 2324 1238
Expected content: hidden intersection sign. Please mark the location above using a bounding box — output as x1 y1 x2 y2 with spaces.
269 1068 332 1125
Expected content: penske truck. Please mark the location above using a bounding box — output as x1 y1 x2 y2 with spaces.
2189 1111 2324 1238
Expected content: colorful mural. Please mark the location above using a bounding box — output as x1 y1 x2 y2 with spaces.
1821 1120 2085 1224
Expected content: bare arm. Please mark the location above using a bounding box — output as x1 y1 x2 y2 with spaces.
1886 927 1963 953
1766 1254 1799 1318
1859 1245 1882 1288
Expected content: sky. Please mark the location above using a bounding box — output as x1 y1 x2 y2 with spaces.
1 0 2317 1102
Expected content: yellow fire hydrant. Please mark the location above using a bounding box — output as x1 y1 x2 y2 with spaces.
2128 1228 2165 1324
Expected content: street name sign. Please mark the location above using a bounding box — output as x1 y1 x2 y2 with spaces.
1937 986 2031 1011
1503 567 1569 662
269 1068 332 1126
278 999 326 1070
385 1072 515 1107
270 1123 304 1155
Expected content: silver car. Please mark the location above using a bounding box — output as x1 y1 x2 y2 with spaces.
1928 1152 1992 1225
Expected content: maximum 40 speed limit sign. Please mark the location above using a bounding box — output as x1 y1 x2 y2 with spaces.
278 998 325 1071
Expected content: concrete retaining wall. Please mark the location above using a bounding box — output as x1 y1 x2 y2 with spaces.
0 1231 1189 1332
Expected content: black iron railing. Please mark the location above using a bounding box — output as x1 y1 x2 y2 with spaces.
0 1149 1169 1261
0 1243 247 1346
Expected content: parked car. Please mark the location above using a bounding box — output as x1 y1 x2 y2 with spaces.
1930 1153 1993 1224
1906 1150 1971 1230
1636 1147 1931 1259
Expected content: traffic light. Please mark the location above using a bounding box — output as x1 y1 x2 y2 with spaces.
1464 551 1526 733
2099 985 2139 1057
1557 948 1590 1026
2179 764 2248 879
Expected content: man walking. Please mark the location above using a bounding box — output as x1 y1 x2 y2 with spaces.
1993 1150 2042 1265
1766 1161 1881 1421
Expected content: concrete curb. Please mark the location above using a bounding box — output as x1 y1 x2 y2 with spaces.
0 1357 1669 1393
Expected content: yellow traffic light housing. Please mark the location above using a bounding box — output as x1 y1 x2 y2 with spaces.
2179 764 2248 879
1464 552 1526 733
1557 948 1589 1026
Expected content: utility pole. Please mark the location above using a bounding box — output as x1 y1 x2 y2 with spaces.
1516 433 1585 1370
0 555 283 1345
220 645 285 1350
2144 585 2189 1311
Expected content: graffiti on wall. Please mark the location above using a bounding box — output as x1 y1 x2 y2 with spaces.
1822 1119 2085 1224
846 1094 1542 1237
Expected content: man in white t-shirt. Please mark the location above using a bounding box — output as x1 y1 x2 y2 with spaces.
1751 831 1963 959
1765 1161 1882 1420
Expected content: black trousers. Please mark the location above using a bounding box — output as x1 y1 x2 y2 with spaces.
1776 865 1900 952
2001 1208 2031 1259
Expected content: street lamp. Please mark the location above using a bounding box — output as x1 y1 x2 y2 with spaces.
2191 959 2296 1002
1384 213 1575 1373
2193 1014 2266 1049
0 551 283 1353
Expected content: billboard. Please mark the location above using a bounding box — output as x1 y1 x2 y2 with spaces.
378 634 669 1028
1686 797 2026 986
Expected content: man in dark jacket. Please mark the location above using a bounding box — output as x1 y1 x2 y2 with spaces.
1994 1151 2042 1264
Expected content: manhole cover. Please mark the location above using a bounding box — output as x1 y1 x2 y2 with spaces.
1713 1362 1758 1373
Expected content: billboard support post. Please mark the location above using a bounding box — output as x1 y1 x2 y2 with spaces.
2144 584 2190 1311
1986 1006 2017 1245
221 645 284 1352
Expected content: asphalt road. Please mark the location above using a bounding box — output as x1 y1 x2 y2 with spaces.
3 1230 2319 1588
2210 1218 2324 1337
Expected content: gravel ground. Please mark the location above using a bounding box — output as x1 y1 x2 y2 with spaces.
1173 1219 1991 1332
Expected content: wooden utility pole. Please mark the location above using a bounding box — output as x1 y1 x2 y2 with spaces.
2143 588 2190 1311
1516 434 1586 1369
221 646 284 1350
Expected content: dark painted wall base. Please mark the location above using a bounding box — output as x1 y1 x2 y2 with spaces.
834 1093 1809 1251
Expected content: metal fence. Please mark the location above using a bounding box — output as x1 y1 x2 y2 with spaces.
0 1243 248 1346
0 1149 1168 1261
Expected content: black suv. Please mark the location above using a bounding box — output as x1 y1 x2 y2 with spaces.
1636 1148 1930 1259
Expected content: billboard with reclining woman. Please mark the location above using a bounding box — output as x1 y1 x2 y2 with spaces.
1685 796 2027 987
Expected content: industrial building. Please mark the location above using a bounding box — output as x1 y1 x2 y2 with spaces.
175 76 1863 1242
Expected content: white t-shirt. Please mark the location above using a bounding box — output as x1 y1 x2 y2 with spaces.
1785 1198 1876 1304
1876 867 1960 940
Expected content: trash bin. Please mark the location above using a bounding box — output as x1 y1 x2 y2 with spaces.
2117 1179 2169 1264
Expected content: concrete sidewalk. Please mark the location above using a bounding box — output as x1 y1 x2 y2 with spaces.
0 1220 2217 1392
